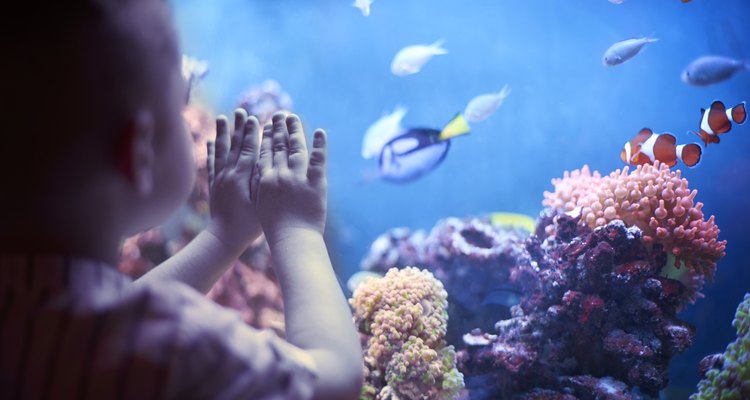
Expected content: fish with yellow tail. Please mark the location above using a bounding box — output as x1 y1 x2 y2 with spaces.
378 113 470 182
621 128 702 168
690 100 747 147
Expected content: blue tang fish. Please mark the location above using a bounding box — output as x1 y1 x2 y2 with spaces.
378 113 470 183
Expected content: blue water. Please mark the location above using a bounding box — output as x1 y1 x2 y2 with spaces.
173 0 750 395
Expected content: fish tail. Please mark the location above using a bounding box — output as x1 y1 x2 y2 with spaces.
498 84 512 98
438 113 470 140
731 101 746 124
677 143 703 168
430 39 448 54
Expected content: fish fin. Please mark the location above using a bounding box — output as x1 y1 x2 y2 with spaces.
731 101 746 124
429 39 448 55
439 113 471 140
393 105 408 118
677 143 702 168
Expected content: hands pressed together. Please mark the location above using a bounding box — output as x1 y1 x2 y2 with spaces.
206 109 328 251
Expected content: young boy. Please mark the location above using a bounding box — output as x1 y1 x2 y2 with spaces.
0 1 363 399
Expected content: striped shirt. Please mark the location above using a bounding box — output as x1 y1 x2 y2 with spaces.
0 254 317 400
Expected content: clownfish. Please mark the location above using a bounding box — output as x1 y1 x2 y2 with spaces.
690 100 746 146
621 128 702 168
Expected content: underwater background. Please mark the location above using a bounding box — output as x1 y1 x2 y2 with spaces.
170 0 749 397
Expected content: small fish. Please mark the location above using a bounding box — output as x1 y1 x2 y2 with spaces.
464 85 512 123
690 100 747 146
603 37 658 66
379 113 470 182
362 106 408 159
681 56 748 86
482 283 523 307
489 212 536 233
346 271 383 292
352 0 373 16
621 128 702 168
390 40 448 76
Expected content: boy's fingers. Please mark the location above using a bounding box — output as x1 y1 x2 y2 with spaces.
257 122 273 176
307 129 327 183
227 108 248 168
271 112 289 171
206 141 216 189
214 115 230 177
235 116 260 175
286 114 308 174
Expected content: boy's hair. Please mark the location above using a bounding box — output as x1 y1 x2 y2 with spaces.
0 0 168 198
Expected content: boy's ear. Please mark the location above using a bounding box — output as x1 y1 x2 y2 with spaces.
117 111 155 197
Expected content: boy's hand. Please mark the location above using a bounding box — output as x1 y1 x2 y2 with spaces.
206 109 262 252
254 112 327 243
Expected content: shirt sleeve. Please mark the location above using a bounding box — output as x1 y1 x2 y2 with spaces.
165 282 318 400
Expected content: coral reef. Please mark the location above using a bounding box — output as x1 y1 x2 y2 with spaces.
690 293 750 400
350 267 464 400
542 162 725 300
359 213 704 398
357 163 728 398
456 216 695 399
360 216 533 343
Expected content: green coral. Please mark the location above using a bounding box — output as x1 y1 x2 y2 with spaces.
350 267 464 400
690 293 750 400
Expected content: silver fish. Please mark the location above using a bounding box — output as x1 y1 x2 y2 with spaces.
390 40 448 76
603 37 658 66
681 56 748 86
464 85 511 123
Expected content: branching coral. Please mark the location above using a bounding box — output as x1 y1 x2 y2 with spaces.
690 293 750 400
350 267 464 400
542 162 725 297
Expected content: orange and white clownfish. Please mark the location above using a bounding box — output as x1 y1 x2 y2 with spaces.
691 100 746 146
621 128 702 168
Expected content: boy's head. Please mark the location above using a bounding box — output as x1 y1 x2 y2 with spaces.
1 0 195 243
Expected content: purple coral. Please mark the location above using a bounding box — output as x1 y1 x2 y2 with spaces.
457 217 695 398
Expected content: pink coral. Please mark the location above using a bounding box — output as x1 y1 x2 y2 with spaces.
542 162 725 283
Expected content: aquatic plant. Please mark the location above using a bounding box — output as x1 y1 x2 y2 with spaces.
690 293 750 400
349 267 464 400
542 162 725 301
